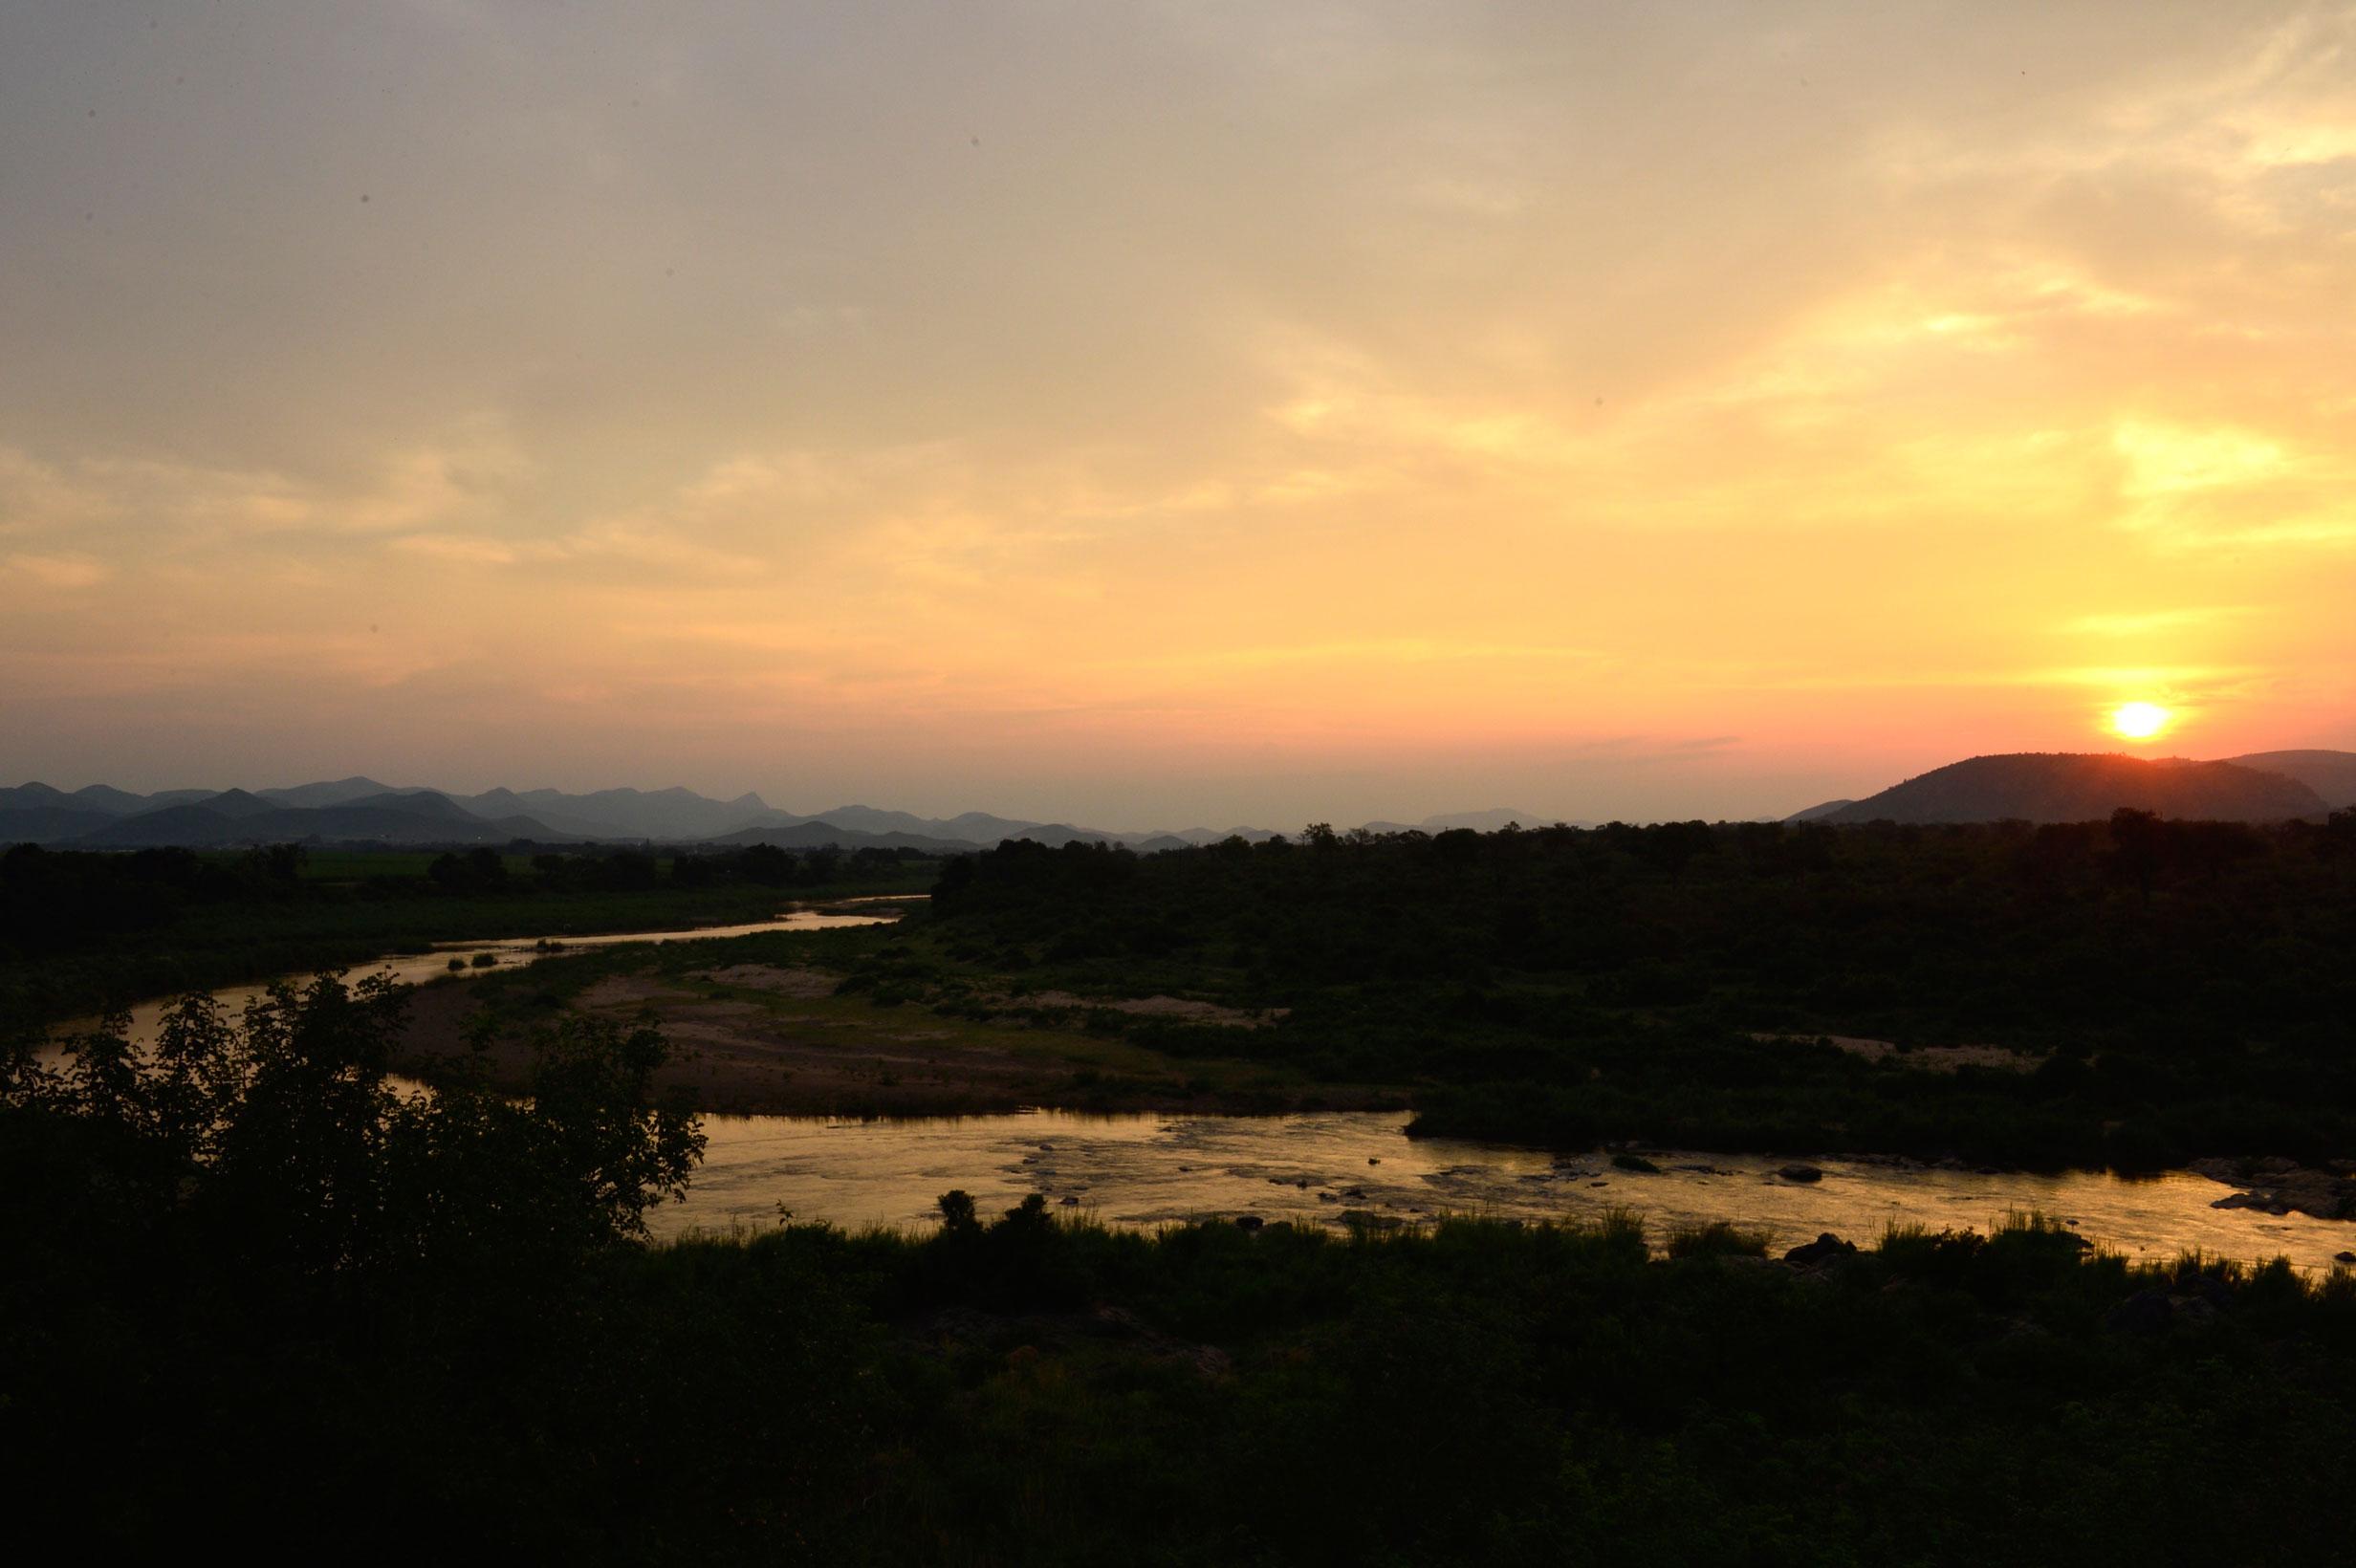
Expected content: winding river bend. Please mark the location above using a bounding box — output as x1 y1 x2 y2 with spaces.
92 902 902 1050
73 900 2353 1273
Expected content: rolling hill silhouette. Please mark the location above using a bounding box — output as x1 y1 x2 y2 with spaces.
1821 752 2328 824
2222 750 2356 811
70 789 576 848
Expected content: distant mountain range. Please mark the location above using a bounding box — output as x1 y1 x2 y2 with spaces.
0 776 1299 853
17 748 2339 853
0 784 585 849
1786 751 2352 825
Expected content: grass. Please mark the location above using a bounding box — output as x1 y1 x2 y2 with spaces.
1665 1219 1773 1258
442 923 1406 1111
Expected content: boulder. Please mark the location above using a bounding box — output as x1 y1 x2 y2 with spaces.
1778 1164 1824 1183
1611 1153 1663 1173
2106 1280 2228 1334
1782 1232 1855 1267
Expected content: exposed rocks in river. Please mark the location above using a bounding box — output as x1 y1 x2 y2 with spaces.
2190 1156 2356 1222
1777 1164 1825 1183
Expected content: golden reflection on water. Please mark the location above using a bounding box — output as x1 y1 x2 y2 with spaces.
666 1108 2356 1274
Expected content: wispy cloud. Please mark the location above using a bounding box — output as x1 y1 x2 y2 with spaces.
3 3 2352 814
3 552 110 590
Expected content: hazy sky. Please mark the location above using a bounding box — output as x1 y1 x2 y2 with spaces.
4 2 2352 826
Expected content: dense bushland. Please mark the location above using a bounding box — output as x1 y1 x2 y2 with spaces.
902 814 2356 1166
6 980 2354 1561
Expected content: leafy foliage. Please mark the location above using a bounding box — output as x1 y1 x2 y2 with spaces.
909 816 2356 1165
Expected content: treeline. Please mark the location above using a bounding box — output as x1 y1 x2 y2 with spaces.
0 841 934 1031
1 840 936 950
426 842 924 893
913 813 2356 1166
0 841 314 954
8 983 2356 1561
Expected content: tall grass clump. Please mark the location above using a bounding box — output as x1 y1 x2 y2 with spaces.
1666 1219 1771 1259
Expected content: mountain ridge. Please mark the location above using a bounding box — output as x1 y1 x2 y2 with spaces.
18 750 2345 851
1819 751 2329 825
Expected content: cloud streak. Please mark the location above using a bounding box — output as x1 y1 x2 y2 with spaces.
0 2 2350 818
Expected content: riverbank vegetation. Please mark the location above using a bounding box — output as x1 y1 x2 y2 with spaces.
6 978 2353 1562
415 922 1395 1119
882 816 2356 1169
0 840 937 1030
373 814 2356 1169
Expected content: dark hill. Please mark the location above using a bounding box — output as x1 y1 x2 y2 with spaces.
0 783 77 813
450 789 629 839
64 784 152 815
507 786 769 840
188 789 280 819
699 820 973 854
1824 752 2327 824
2222 750 2356 811
256 776 405 809
76 805 248 845
1782 798 1855 823
341 790 480 822
75 800 576 847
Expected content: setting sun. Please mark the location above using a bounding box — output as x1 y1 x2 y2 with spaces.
2109 702 2172 742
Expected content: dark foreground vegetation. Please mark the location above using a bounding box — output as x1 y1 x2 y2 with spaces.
0 839 934 1031
892 813 2356 1169
7 980 2355 1564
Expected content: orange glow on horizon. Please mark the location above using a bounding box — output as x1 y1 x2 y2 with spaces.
0 7 2347 821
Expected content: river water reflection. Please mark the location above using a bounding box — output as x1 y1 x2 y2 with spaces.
57 898 2351 1274
90 904 902 1048
665 1107 2355 1273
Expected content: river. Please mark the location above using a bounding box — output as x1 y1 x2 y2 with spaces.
658 1106 2355 1272
63 899 2353 1273
89 900 907 1048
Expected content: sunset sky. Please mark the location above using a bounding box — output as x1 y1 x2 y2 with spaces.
3 2 2352 826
